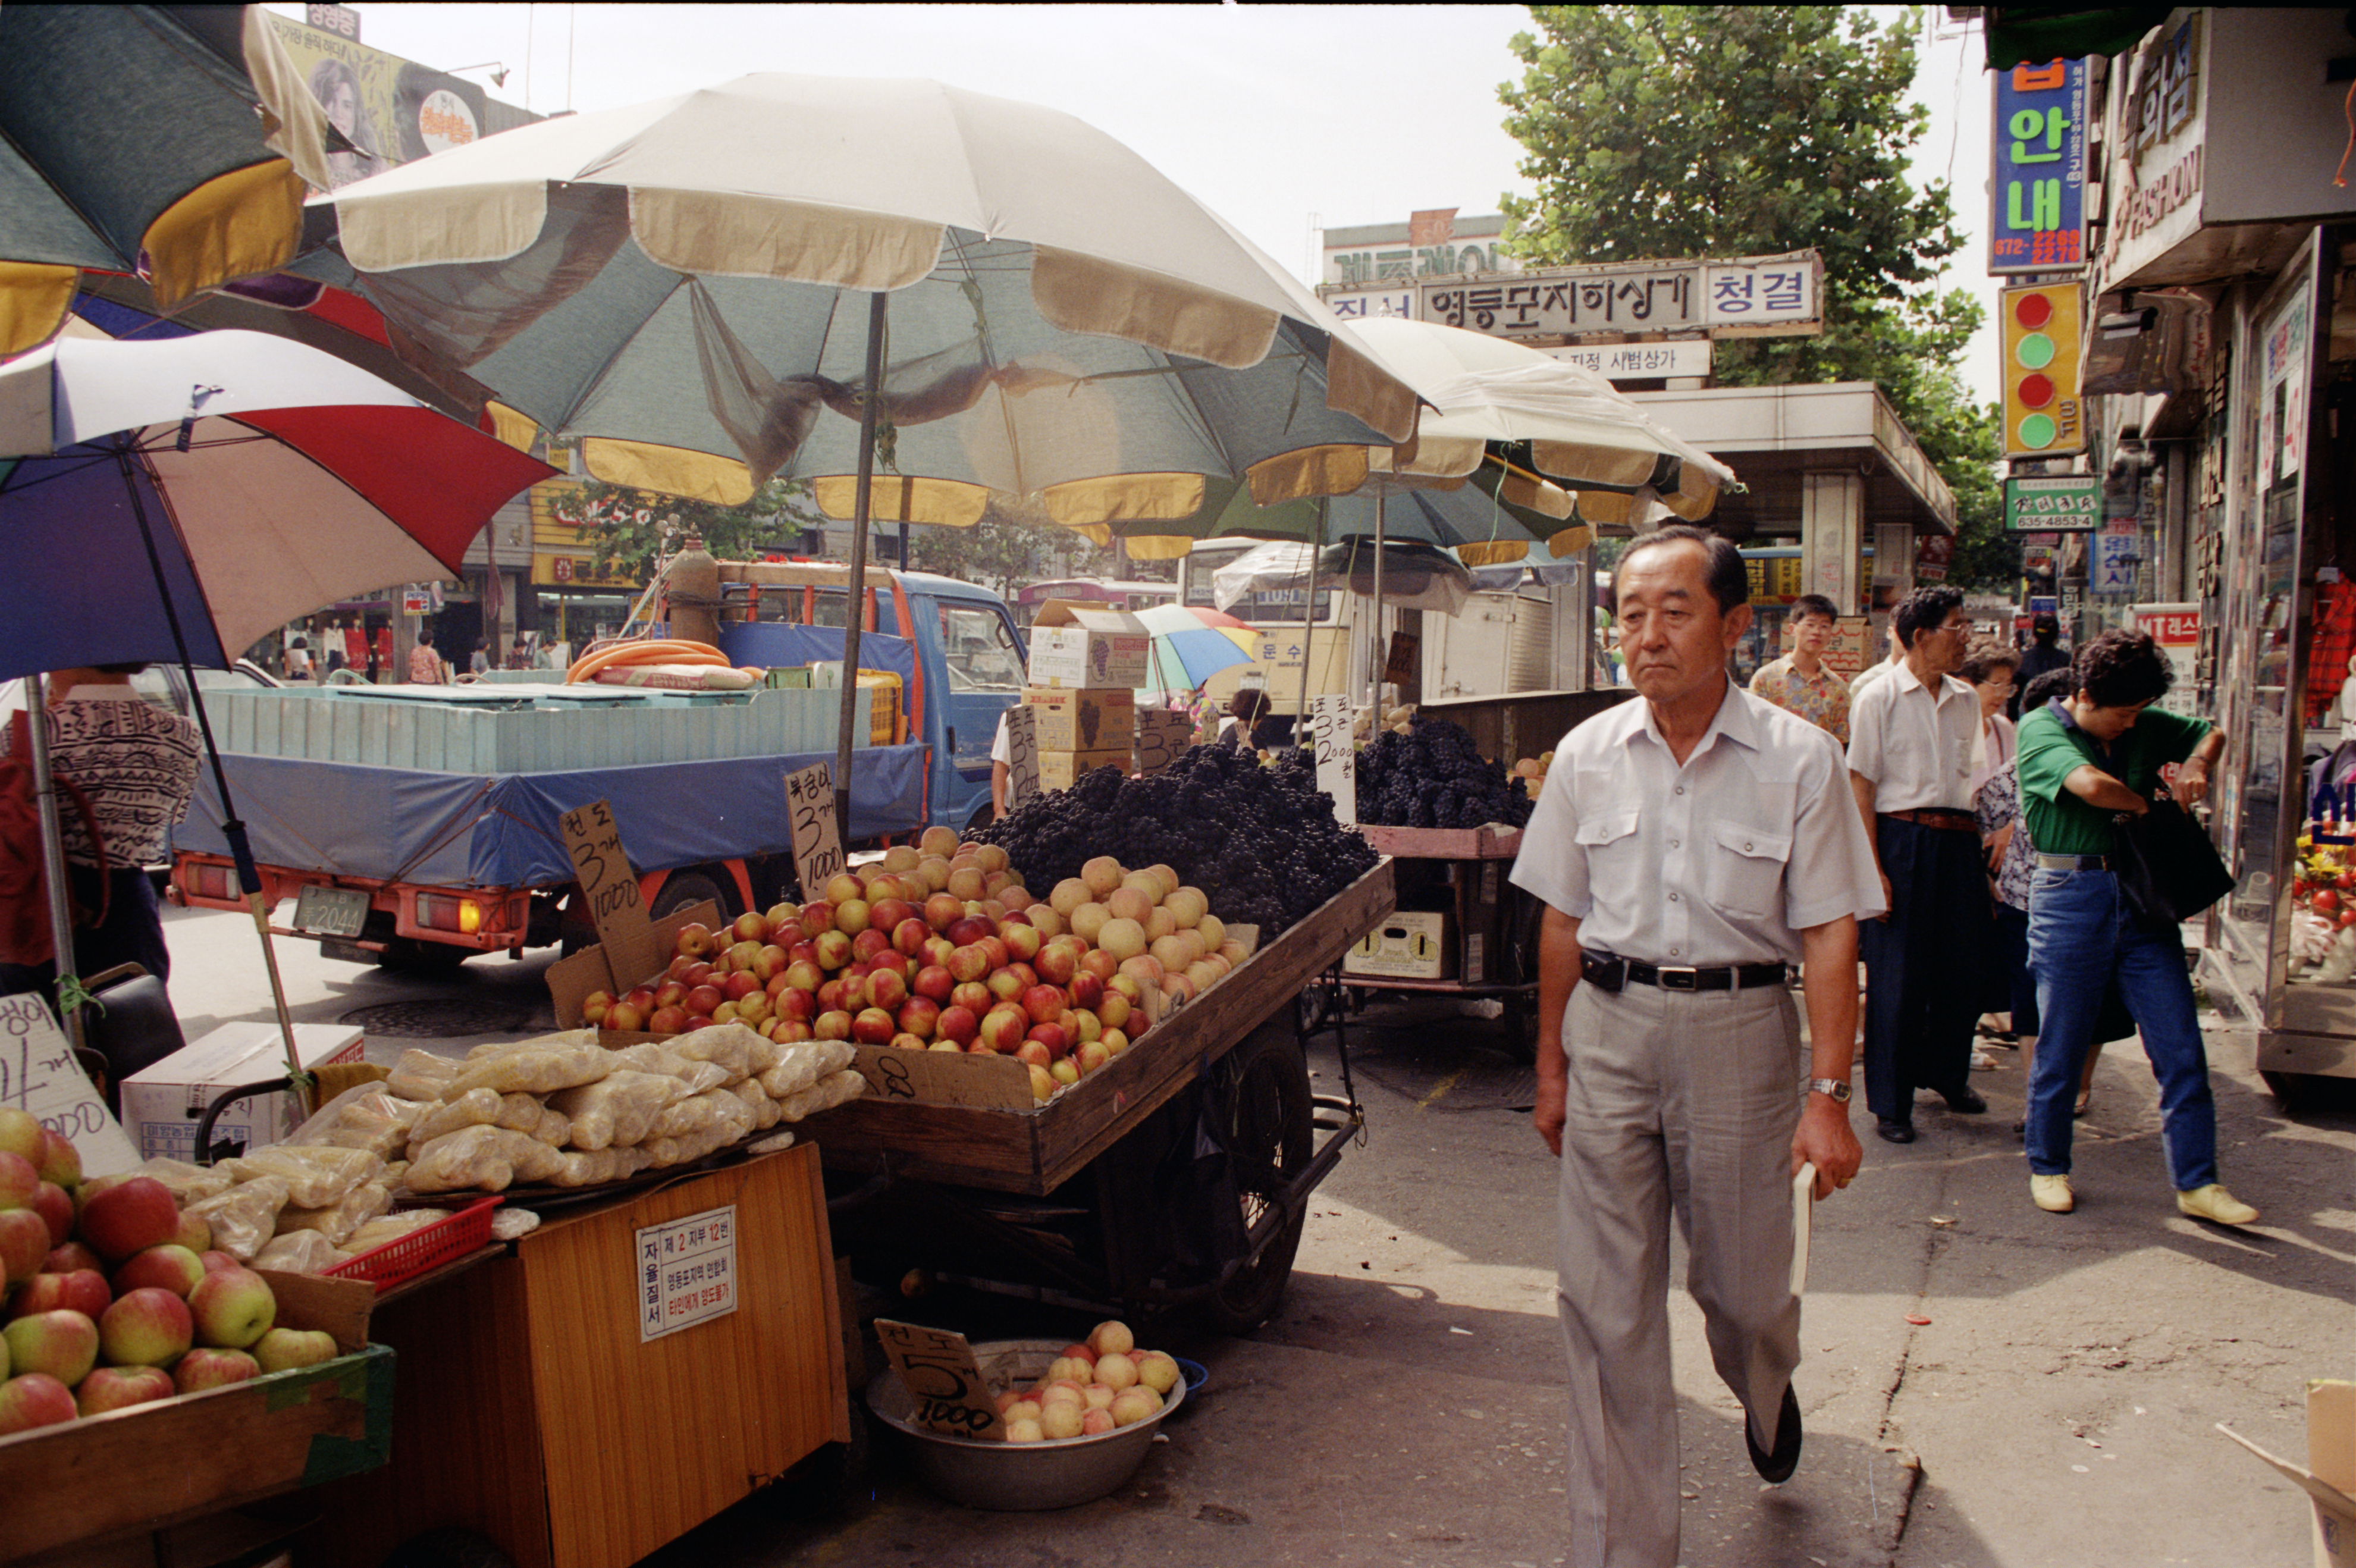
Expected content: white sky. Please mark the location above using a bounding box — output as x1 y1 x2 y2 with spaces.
275 4 2000 404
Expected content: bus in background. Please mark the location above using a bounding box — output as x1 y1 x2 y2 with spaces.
1011 578 1178 628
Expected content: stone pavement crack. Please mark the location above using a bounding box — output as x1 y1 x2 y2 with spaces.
1866 1153 1950 1558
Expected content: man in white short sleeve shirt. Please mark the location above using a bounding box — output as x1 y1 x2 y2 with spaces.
1511 526 1884 1568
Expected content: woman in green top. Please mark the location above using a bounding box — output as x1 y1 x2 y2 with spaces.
2014 629 2250 1225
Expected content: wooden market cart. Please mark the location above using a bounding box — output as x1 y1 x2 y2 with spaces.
1313 824 1544 1058
301 1144 848 1568
805 858 1397 1332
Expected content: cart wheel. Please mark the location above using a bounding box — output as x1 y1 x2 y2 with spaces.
382 1529 516 1568
1203 1032 1314 1335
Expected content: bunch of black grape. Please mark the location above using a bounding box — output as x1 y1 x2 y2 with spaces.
1356 717 1535 831
977 744 1378 936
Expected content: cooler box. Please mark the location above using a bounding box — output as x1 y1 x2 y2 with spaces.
1343 911 1452 980
122 1023 367 1163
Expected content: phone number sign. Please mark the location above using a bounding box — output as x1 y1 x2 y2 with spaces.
636 1205 739 1341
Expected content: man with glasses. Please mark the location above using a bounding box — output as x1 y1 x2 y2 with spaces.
1847 587 1990 1144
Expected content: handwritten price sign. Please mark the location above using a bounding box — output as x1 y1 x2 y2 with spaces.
1134 710 1192 779
0 994 136 1177
1003 705 1040 810
875 1318 1007 1441
559 798 658 986
1310 693 1356 827
784 763 845 898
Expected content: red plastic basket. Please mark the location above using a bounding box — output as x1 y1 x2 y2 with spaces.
325 1196 502 1291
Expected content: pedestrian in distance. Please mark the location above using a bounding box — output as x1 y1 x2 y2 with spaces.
2013 613 2068 719
469 638 490 677
1847 585 1991 1144
283 635 312 683
2015 629 2253 1225
1960 641 2021 801
1748 592 1852 744
1510 525 1882 1568
408 628 448 684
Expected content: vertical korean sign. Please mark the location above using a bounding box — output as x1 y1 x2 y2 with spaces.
1310 693 1356 827
637 1205 739 1341
1990 58 2089 276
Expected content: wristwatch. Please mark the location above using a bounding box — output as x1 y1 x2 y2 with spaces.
1805 1077 1852 1103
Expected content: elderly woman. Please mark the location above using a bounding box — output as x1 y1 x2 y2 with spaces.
1960 642 2021 801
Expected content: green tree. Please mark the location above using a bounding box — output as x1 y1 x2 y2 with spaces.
548 472 827 579
1499 5 2015 591
904 497 1125 597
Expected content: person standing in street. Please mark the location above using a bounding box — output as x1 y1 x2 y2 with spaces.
0 664 201 1000
2015 629 2251 1224
2012 613 2068 719
1847 585 1990 1144
408 628 448 683
1511 525 1882 1568
1748 592 1851 744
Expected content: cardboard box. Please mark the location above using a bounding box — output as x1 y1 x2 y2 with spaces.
1135 708 1198 776
121 1023 367 1164
1037 747 1132 792
2221 1381 2356 1568
1344 910 1452 980
1024 685 1135 751
1028 600 1152 689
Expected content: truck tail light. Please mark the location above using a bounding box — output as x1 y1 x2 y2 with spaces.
416 893 485 934
179 862 237 902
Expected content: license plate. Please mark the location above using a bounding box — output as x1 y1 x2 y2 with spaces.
293 885 370 939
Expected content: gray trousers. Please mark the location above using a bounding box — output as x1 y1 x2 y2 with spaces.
1558 979 1805 1568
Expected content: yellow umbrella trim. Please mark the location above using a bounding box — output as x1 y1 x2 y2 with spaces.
1040 471 1207 526
1033 246 1278 372
1247 444 1370 506
140 159 307 310
486 402 539 454
1455 540 1530 567
630 189 944 293
1547 523 1596 556
1122 534 1196 561
0 263 77 359
811 473 989 526
582 438 757 505
1529 440 1661 490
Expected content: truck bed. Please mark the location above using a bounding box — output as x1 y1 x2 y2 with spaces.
174 744 930 889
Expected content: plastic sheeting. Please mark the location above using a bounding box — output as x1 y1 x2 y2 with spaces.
717 622 916 686
174 742 930 888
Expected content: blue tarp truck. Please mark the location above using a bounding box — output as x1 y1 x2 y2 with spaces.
170 565 1028 968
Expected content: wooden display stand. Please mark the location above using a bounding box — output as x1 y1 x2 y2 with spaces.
306 1146 846 1568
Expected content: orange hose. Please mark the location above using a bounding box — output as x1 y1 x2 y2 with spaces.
564 639 724 682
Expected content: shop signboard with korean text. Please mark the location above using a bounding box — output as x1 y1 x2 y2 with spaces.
1410 252 1821 342
1990 58 2090 275
636 1205 738 1341
2004 474 2100 532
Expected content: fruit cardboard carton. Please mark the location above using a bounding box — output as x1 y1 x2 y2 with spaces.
547 898 727 1046
1036 747 1134 794
121 1023 368 1165
1026 601 1151 690
0 1271 390 1563
2220 1380 2356 1568
1021 686 1135 752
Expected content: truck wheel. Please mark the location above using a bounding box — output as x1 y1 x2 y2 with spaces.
1203 1032 1314 1334
651 869 738 923
377 936 469 973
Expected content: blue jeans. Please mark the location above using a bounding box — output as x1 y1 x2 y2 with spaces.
2025 867 2217 1190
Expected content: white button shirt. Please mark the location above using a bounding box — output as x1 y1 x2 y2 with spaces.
1846 663 1978 813
1510 685 1886 967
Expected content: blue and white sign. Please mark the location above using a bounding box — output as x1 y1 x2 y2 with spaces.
1991 58 2090 275
2095 526 2142 594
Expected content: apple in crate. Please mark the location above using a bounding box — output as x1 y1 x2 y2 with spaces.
187 1266 275 1350
78 1365 175 1413
174 1348 261 1391
0 1150 37 1211
0 1209 50 1285
0 1373 77 1434
112 1245 204 1299
101 1287 193 1367
4 1310 96 1385
253 1327 339 1374
11 1269 108 1321
851 1008 897 1046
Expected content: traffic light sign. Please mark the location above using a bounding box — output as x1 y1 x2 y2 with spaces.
2002 283 2084 457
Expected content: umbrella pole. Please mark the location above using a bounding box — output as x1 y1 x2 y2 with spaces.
836 290 889 840
114 448 311 1107
1371 493 1386 712
1295 500 1322 748
23 676 86 1052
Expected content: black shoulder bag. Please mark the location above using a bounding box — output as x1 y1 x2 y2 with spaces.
2111 786 2233 929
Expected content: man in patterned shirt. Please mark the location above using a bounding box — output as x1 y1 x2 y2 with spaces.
1748 594 1850 744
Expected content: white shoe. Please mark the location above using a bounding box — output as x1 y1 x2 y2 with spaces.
2176 1184 2258 1226
1971 1048 1996 1071
2031 1174 2075 1213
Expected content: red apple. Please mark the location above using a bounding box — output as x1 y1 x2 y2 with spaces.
892 917 933 957
1080 948 1119 983
79 1177 180 1263
673 922 715 958
29 1184 70 1249
925 893 965 931
839 973 871 1012
1027 1023 1070 1059
946 915 994 948
79 1365 176 1413
846 927 888 964
733 911 770 945
42 1242 102 1276
979 1006 1030 1053
666 954 702 982
111 1245 204 1300
1034 942 1078 986
812 929 853 970
623 986 658 1014
922 935 957 970
913 964 955 1003
1069 971 1106 1010
777 986 818 1023
771 1018 814 1043
1022 984 1067 1025
888 1033 925 1051
897 996 940 1039
947 944 992 983
950 980 992 1014
999 921 1043 962
937 1006 979 1046
647 1005 689 1034
684 984 725 1017
788 939 821 968
1014 1039 1053 1070
10 1269 108 1321
605 1002 645 1032
998 907 1033 927
870 898 917 935
581 990 613 1026
199 1251 239 1275
868 949 909 981
851 1008 898 1045
817 978 848 1014
814 1010 854 1040
867 969 909 1014
683 961 714 986
726 939 763 972
722 971 762 1002
825 872 864 905
0 1373 77 1435
753 944 788 981
835 899 871 936
978 935 1011 970
798 902 837 940
735 991 773 1026
653 980 687 1010
986 968 1027 1004
780 959 823 995
765 901 801 929
1098 991 1132 1030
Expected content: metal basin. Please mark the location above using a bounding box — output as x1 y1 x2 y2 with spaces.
865 1338 1187 1511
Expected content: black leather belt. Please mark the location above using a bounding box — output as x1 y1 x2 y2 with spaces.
1883 808 1978 832
2035 852 2111 870
1581 952 1789 993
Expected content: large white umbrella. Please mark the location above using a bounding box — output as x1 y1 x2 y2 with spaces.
325 73 1422 816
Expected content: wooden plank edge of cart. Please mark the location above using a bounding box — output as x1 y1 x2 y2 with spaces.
804 858 1397 1330
1318 823 1542 1057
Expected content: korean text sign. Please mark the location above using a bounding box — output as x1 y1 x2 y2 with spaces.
636 1205 739 1341
1991 58 2090 275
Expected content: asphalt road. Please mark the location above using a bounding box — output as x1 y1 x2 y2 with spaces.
161 905 2356 1567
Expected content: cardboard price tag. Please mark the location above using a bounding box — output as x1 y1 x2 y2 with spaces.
1003 705 1040 809
1134 710 1193 778
1310 692 1356 826
559 799 658 989
875 1318 1008 1441
1384 629 1421 685
0 993 137 1177
783 763 845 898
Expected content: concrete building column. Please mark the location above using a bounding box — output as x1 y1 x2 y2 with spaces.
1801 471 1865 612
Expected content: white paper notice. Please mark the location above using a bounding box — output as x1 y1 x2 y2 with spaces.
1310 693 1356 826
0 993 138 1177
636 1203 740 1341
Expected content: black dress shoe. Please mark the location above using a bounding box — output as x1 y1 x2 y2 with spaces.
1943 1085 1989 1115
1746 1385 1803 1483
1875 1117 1916 1144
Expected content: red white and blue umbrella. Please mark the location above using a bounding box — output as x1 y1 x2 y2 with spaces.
0 329 552 680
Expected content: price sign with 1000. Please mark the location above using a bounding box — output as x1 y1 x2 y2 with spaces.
784 763 844 897
1004 705 1040 808
874 1318 1007 1440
